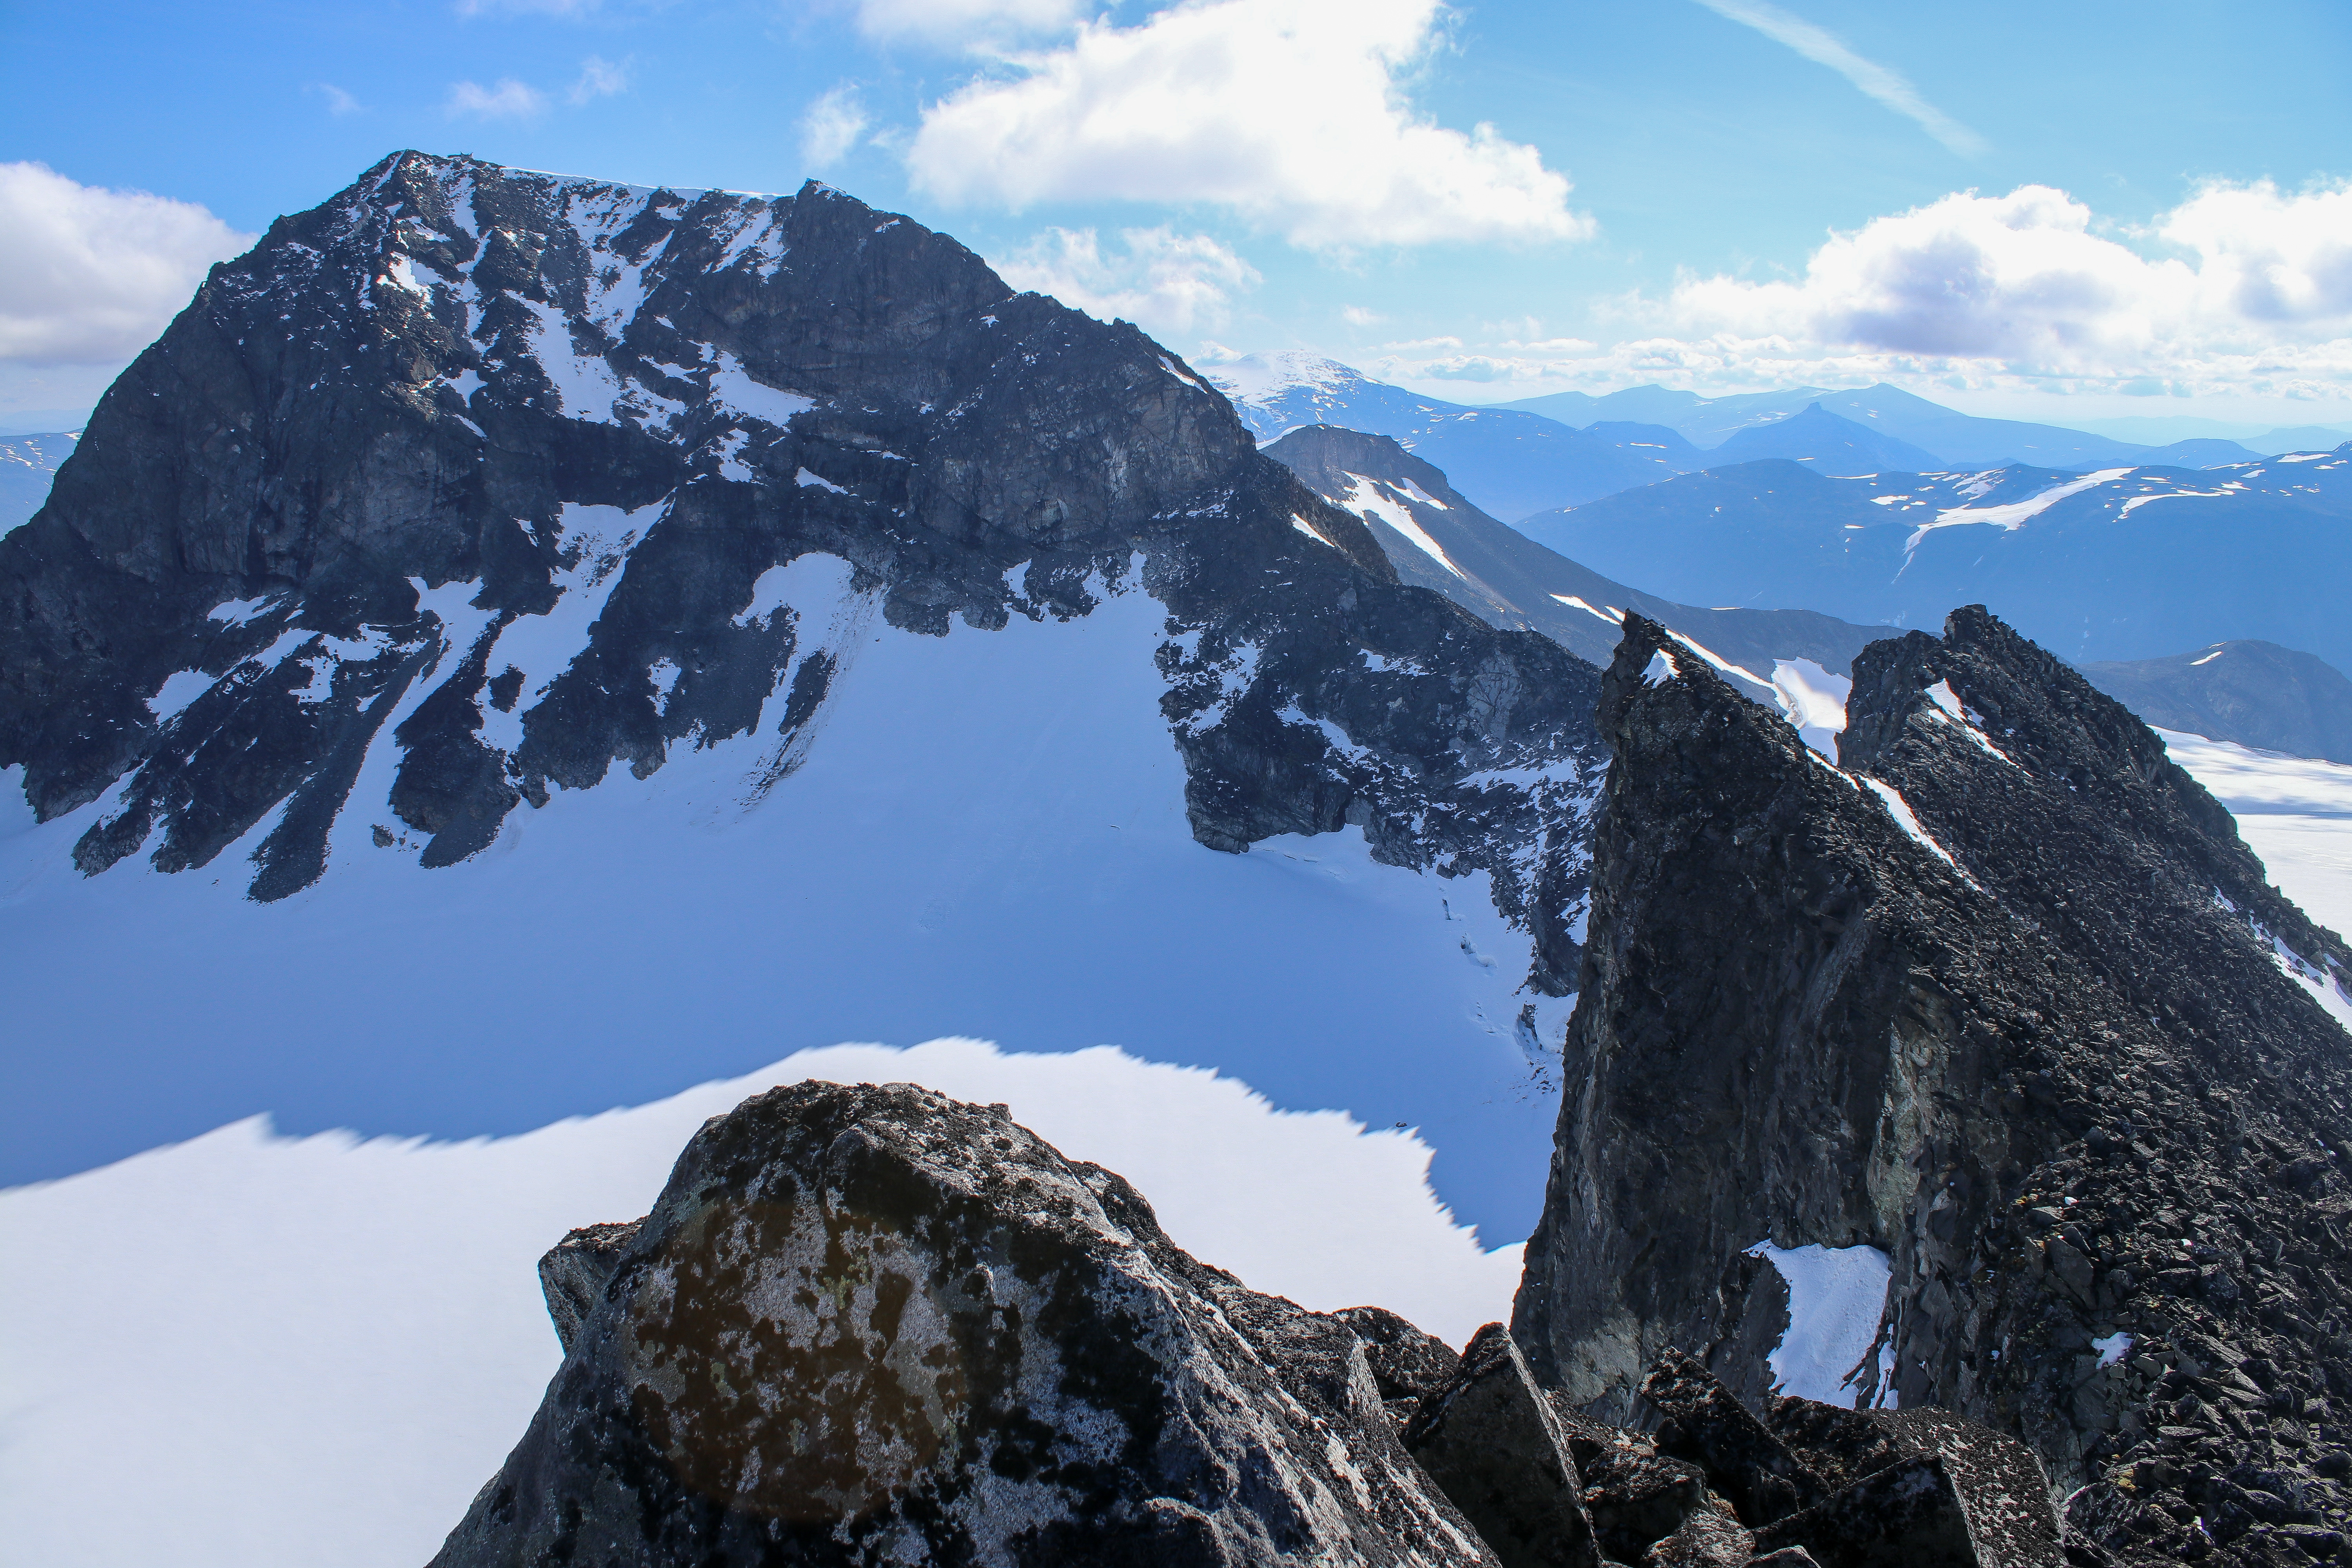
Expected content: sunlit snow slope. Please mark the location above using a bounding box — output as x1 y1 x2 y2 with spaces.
0 565 1570 1236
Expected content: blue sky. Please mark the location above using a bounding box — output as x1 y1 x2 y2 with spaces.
4 0 2350 428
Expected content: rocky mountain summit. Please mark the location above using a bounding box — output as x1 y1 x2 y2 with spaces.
437 1080 2066 1568
0 151 1601 988
1516 607 2351 1564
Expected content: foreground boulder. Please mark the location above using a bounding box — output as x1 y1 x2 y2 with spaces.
432 1082 1497 1567
1641 1350 2058 1568
1404 1323 1602 1567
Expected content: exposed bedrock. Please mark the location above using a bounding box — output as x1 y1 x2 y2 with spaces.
1514 609 2352 1563
431 1081 1501 1567
0 149 1604 1009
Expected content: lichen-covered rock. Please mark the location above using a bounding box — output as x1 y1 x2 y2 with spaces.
1337 1304 1462 1402
1404 1323 1602 1568
431 1082 1497 1567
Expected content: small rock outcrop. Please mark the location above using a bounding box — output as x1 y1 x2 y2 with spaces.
536 1218 640 1355
1403 1323 1602 1567
1514 608 2352 1563
432 1082 1498 1567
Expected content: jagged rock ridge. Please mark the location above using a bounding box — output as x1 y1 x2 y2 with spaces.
445 1082 2067 1567
0 151 1602 1001
1515 606 2352 1564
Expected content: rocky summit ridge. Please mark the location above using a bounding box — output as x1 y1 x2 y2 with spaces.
437 1078 2072 1568
1516 607 2351 1564
0 151 1601 996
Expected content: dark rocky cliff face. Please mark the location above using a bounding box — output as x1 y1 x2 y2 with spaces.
1515 608 2352 1563
0 152 1601 988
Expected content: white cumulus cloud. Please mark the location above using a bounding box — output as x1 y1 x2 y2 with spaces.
800 84 871 170
446 77 550 120
1663 181 2352 383
996 225 1260 336
907 0 1590 250
1371 180 2352 405
0 163 253 365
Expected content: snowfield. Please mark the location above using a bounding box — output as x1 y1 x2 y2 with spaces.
2161 728 2352 939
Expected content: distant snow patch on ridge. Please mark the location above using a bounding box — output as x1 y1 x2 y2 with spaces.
1550 594 1622 624
1665 629 1771 699
1642 647 1681 687
708 349 817 426
1771 658 1850 760
0 1038 1525 1568
1862 776 1978 886
147 671 217 726
1341 474 1465 580
1907 467 2131 552
1744 1241 1892 1405
1923 678 2022 768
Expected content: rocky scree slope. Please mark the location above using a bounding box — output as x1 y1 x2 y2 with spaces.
442 1080 2067 1568
1515 608 2352 1565
0 151 1604 991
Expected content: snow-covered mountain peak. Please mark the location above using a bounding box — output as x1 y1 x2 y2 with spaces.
1202 349 1368 409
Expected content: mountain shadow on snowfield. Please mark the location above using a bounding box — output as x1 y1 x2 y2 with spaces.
0 151 1602 989
1514 606 2352 1563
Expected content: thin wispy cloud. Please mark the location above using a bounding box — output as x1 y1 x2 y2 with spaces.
310 83 364 117
1691 0 1987 156
445 78 550 120
568 56 628 105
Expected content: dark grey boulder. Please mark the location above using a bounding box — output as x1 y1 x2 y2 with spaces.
432 1082 1497 1568
1641 1350 1824 1528
1404 1323 1602 1568
1749 1406 2060 1568
536 1219 640 1355
1748 1454 1980 1567
1635 1502 1752 1565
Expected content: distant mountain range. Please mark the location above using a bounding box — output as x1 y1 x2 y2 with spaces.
1273 423 2352 767
1207 354 2347 522
1501 379 2341 466
1260 423 1881 690
1206 352 1672 519
1519 445 2352 673
2081 640 2352 766
0 431 79 534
